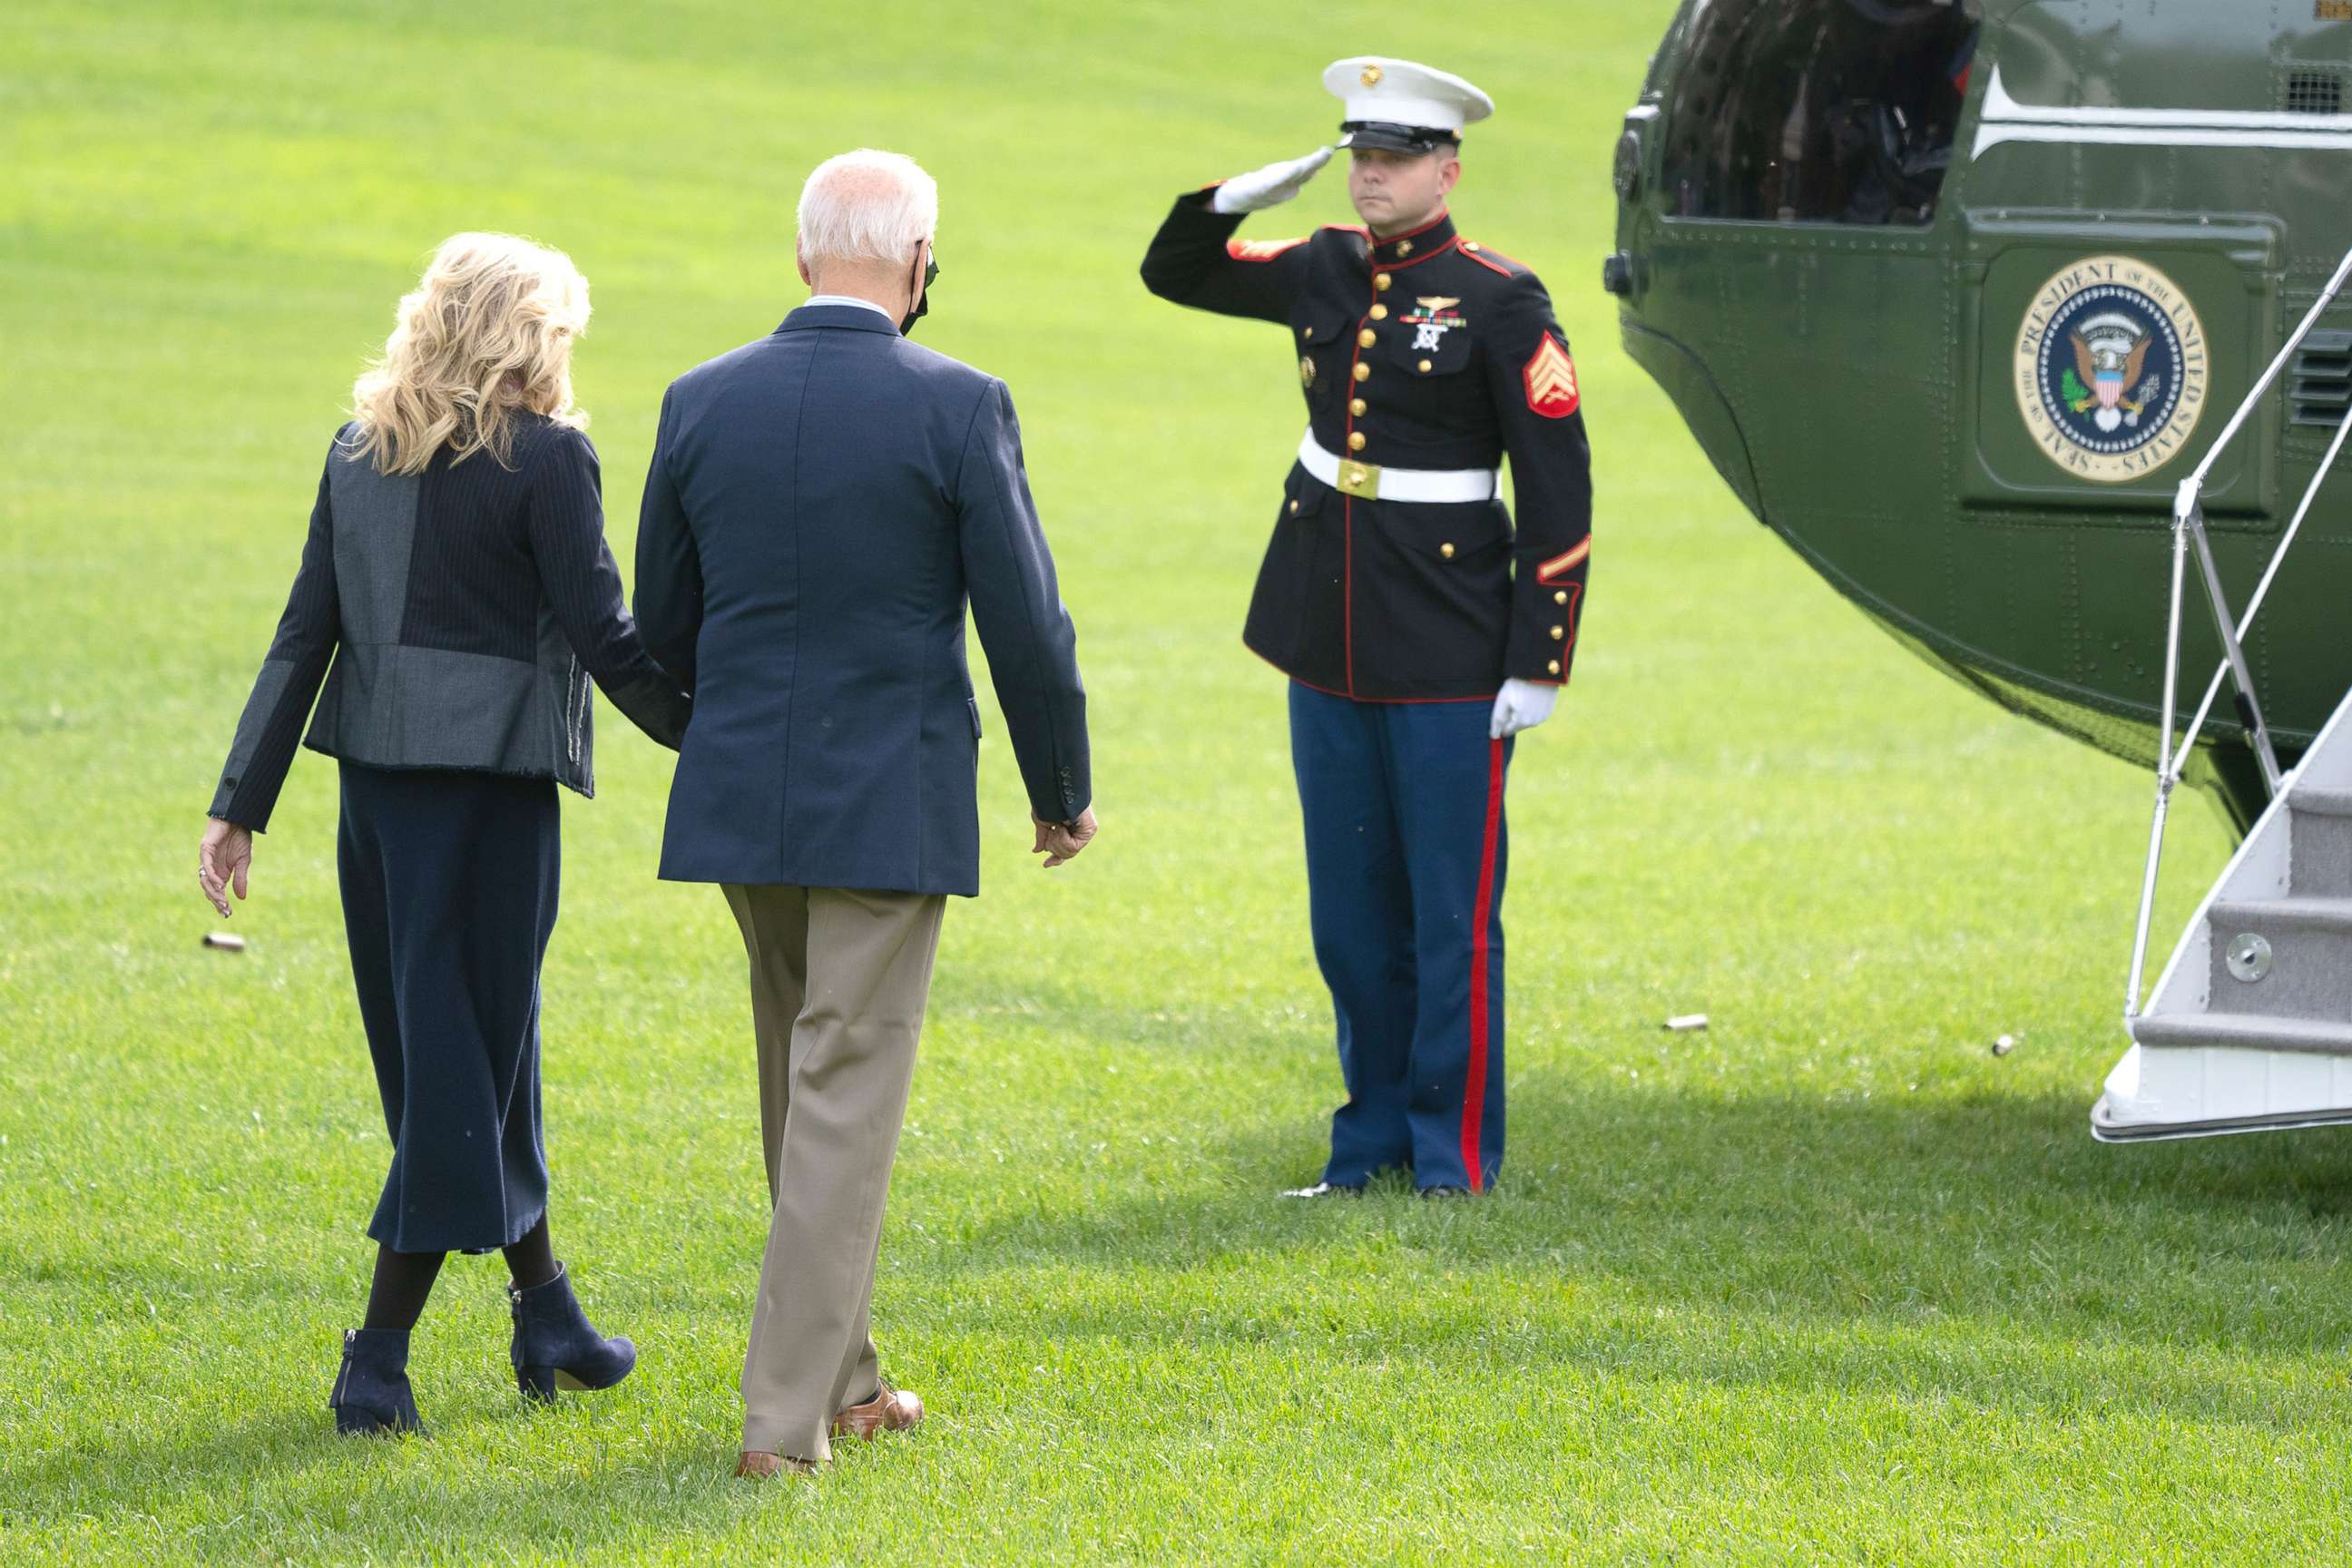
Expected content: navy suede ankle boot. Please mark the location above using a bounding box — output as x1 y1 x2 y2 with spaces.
508 1261 637 1402
330 1328 428 1437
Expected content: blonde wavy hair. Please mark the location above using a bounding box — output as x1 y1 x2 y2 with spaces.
348 232 591 475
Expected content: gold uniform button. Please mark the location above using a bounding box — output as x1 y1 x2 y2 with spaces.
1353 362 1370 382
1547 659 1561 675
1289 500 1300 515
1369 304 1388 320
1349 397 1367 416
1553 590 1569 604
1357 328 1377 348
1301 325 1313 338
1440 542 1456 559
1374 273 1392 291
1348 431 1367 451
1465 240 1482 251
1417 358 1433 373
1550 625 1566 641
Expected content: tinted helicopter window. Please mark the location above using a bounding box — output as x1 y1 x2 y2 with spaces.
1661 0 1980 225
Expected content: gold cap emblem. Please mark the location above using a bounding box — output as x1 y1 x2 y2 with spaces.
1360 64 1383 87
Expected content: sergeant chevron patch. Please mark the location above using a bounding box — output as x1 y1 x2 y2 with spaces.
1523 335 1579 418
1227 236 1307 262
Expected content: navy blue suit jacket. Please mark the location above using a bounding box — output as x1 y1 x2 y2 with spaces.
633 303 1090 897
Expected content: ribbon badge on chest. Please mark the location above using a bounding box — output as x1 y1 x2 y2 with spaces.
1402 296 1466 354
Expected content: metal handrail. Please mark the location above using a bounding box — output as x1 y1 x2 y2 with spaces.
2123 244 2352 1021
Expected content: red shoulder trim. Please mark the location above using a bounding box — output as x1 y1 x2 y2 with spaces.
1227 236 1308 262
1463 248 1514 278
1319 222 1371 238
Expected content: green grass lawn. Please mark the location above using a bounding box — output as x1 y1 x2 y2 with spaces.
5 2 2348 1562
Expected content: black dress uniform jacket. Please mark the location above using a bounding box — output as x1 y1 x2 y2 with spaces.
1142 191 1592 701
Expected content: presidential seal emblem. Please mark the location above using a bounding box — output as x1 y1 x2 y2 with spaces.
2014 255 2208 484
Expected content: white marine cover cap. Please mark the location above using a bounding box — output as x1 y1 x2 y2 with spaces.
1323 57 1494 152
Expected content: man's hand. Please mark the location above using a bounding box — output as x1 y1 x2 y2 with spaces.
1489 679 1559 740
198 817 253 918
1031 808 1099 869
1210 146 1334 215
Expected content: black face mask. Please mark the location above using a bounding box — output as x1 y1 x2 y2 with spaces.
901 247 937 336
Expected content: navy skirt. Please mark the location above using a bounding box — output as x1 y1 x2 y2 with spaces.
337 760 559 1254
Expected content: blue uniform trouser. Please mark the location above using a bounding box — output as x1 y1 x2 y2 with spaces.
1289 681 1510 1192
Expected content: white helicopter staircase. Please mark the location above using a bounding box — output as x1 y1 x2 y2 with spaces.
2093 245 2352 1141
2100 693 2352 1138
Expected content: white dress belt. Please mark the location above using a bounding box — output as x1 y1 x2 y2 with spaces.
1295 429 1501 505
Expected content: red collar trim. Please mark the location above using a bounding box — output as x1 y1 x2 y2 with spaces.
1371 235 1460 272
1374 207 1452 245
1363 208 1458 270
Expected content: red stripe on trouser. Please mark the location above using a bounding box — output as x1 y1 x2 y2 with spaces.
1460 738 1505 1191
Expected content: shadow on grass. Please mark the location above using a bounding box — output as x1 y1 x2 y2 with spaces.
924 1060 2352 1284
0 1399 856 1561
886 1060 2352 1436
905 980 2352 1380
11 978 2352 1543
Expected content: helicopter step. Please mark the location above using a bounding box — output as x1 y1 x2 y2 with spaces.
2286 791 2352 897
2097 684 2352 1142
2200 898 2352 1021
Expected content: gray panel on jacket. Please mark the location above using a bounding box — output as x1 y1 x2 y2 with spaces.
306 643 573 789
327 450 420 644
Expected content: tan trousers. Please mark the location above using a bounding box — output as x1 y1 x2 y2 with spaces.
721 882 946 1462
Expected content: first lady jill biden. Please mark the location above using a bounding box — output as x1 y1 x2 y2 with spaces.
197 234 689 1436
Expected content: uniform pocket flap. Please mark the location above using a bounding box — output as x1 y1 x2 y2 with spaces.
1385 325 1475 376
1282 464 1333 518
1405 500 1511 560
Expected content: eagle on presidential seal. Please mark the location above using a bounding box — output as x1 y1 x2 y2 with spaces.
2066 312 2156 434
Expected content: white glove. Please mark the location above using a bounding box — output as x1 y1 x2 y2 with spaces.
1489 679 1558 740
1210 146 1334 214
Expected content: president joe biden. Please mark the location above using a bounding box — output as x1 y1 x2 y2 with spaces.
633 147 1097 1478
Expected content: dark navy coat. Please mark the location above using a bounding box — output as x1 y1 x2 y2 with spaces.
633 303 1091 897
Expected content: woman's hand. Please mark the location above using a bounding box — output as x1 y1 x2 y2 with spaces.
198 817 253 918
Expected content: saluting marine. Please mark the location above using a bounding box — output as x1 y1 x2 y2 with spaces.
1142 58 1593 1196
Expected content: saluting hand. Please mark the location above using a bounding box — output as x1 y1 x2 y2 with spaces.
1210 146 1335 215
1031 808 1100 869
198 816 253 918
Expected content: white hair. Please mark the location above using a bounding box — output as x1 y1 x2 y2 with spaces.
795 149 938 267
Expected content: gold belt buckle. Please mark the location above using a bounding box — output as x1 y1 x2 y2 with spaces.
1335 461 1381 500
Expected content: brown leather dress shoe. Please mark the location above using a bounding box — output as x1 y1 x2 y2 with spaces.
736 1452 818 1479
831 1379 924 1441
